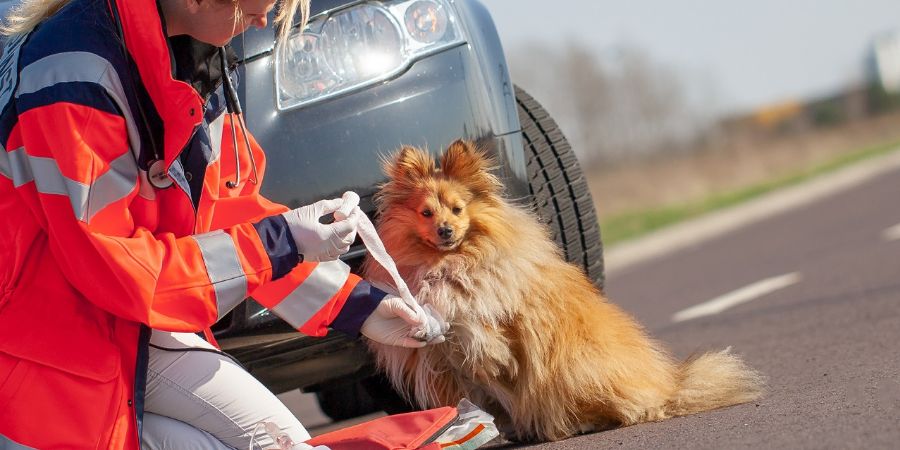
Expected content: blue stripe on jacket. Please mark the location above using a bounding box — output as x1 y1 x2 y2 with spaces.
330 282 386 337
15 81 121 117
253 214 301 281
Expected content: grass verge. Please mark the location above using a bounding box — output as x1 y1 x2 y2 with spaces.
601 139 900 245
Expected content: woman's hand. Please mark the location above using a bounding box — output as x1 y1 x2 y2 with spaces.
361 295 448 348
281 198 361 262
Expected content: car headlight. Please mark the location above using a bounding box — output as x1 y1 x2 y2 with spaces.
275 0 465 110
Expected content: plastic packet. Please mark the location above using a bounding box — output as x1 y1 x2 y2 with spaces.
430 399 499 450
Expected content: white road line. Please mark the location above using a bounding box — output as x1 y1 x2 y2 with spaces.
883 223 900 242
672 272 802 323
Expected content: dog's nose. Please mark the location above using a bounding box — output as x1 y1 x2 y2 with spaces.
437 226 454 239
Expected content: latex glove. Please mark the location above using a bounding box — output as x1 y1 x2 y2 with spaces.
282 198 360 262
412 303 450 344
361 295 448 348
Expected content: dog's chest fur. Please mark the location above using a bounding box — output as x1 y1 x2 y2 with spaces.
403 242 550 381
395 257 520 410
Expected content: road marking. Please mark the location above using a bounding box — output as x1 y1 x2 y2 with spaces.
883 223 900 241
672 272 802 323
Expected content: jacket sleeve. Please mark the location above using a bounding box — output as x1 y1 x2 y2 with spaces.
210 114 383 337
10 91 280 332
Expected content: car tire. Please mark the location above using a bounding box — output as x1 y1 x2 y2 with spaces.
315 380 379 422
515 85 605 289
315 373 417 421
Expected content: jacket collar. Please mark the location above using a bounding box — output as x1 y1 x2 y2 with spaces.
109 0 204 167
170 35 238 102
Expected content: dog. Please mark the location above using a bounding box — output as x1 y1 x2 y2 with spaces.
363 140 764 442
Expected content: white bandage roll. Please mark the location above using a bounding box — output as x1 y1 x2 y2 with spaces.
333 191 359 221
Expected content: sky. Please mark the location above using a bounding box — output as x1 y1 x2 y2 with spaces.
484 0 900 115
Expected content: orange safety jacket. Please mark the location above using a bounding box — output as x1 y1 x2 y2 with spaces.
0 0 384 448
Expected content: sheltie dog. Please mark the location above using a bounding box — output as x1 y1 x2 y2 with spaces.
363 140 764 442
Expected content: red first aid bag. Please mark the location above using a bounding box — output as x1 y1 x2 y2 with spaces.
306 406 455 450
305 399 500 450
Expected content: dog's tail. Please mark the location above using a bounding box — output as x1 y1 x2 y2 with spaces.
665 348 765 417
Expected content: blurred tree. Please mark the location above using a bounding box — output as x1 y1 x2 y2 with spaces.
508 41 720 168
867 82 900 114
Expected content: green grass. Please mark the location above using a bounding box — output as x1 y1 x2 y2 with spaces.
601 139 900 245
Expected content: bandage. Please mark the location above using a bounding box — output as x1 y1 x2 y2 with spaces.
332 191 359 221
334 191 446 342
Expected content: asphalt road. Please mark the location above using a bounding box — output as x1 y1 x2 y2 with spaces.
286 159 900 449
487 163 900 449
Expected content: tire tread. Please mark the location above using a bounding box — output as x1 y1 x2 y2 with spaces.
515 85 605 289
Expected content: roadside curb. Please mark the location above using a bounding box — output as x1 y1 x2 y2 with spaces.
605 148 900 276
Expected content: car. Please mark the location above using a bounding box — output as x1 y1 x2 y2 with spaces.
217 0 606 420
0 0 606 421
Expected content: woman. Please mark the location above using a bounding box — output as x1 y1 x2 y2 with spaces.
0 0 443 448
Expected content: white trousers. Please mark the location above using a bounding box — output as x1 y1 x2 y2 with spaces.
141 330 311 450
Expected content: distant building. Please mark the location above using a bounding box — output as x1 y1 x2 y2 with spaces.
873 30 900 93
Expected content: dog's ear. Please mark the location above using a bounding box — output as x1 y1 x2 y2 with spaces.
383 146 435 184
440 140 502 196
440 140 488 179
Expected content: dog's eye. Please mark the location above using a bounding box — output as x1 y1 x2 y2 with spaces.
452 207 462 215
422 209 433 217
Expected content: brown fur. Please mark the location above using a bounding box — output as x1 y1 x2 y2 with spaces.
363 140 765 442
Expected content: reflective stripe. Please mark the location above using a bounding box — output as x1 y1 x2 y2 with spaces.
0 145 138 222
192 230 248 319
270 261 351 330
0 147 8 180
167 158 191 200
0 147 27 186
0 33 28 113
0 145 22 186
0 434 37 449
136 169 157 200
208 113 225 163
27 154 74 195
17 51 142 159
89 153 139 220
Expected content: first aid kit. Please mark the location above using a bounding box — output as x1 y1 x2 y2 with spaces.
252 398 499 450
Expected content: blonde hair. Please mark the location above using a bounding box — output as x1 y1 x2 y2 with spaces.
274 0 309 46
0 0 69 36
0 0 310 47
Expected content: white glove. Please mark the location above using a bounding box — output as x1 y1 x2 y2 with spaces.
412 303 450 343
361 295 448 348
282 198 360 262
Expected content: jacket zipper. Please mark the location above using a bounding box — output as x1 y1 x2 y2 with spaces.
187 76 229 235
132 325 151 448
